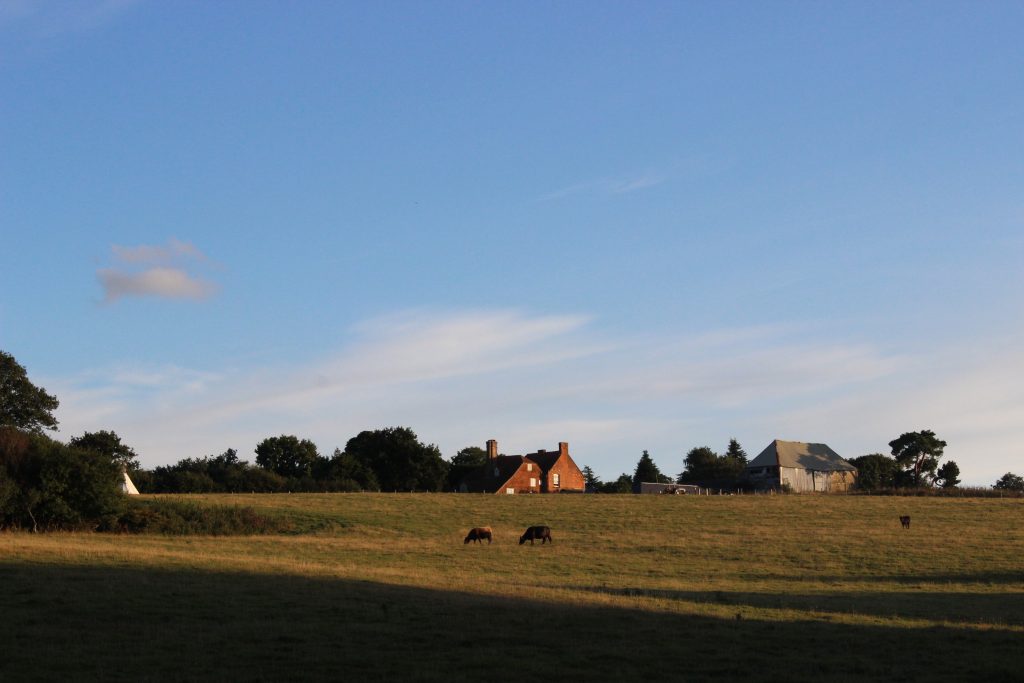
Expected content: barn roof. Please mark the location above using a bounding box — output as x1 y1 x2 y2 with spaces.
747 440 856 472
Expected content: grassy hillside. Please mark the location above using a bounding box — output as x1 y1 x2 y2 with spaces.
2 494 1022 681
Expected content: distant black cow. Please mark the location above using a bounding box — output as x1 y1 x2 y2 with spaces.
899 515 911 529
464 527 492 544
519 525 552 545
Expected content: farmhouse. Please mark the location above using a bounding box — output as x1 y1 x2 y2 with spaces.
745 439 857 493
459 440 586 494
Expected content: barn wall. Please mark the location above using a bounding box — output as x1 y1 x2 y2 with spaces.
779 467 858 493
825 469 857 492
780 467 815 492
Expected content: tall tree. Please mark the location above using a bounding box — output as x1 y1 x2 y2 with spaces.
0 351 60 434
935 460 961 489
69 430 139 470
889 430 947 487
632 450 669 487
581 465 601 490
255 435 320 479
344 427 447 492
724 438 748 465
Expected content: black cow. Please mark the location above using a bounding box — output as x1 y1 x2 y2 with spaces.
899 515 911 529
464 527 492 544
519 525 552 545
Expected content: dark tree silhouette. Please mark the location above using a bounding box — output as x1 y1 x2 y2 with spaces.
889 430 947 487
0 351 60 434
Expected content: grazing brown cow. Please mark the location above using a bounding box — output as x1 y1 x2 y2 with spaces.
519 525 552 545
899 515 911 529
464 527 492 544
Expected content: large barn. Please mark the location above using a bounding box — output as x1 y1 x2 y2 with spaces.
459 440 586 494
745 440 857 493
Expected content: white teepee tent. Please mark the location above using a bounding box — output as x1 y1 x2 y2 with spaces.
121 470 140 495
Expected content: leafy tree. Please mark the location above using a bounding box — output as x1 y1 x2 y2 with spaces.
344 427 447 492
848 453 898 491
935 460 961 489
581 465 601 491
633 450 669 487
447 446 488 490
993 472 1024 492
255 435 320 479
678 446 719 483
599 473 634 493
724 438 748 465
324 448 379 491
0 351 60 434
69 430 140 471
889 430 947 487
1 427 123 531
678 442 748 486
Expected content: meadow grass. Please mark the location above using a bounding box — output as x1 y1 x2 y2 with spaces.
2 493 1022 681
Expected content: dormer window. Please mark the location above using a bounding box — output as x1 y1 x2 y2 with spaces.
493 467 499 477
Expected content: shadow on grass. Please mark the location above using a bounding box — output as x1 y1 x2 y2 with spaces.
759 571 1024 586
575 586 1024 626
1 562 1021 682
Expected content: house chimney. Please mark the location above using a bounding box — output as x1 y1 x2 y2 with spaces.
486 439 498 460
559 442 569 456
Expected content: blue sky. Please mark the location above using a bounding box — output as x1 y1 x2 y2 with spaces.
2 1 1022 484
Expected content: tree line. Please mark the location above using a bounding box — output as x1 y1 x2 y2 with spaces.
137 428 450 494
4 348 1024 532
591 432 1020 494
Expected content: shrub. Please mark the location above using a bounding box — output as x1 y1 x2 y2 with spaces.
117 498 285 535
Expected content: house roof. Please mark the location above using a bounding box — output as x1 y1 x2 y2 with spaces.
525 450 560 472
747 440 856 472
460 455 534 492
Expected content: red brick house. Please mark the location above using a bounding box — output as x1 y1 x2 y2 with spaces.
458 439 586 494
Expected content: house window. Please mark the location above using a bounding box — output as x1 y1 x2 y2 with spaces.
506 488 515 495
527 463 533 471
553 473 560 487
493 467 499 477
530 478 536 488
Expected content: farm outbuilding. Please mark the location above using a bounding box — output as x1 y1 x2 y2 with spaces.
458 440 586 494
745 440 857 493
638 482 700 494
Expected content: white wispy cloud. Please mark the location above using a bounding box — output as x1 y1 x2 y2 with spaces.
539 172 665 201
0 0 140 36
47 309 1024 486
97 238 217 302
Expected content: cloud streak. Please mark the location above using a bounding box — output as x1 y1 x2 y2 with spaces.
47 309 1024 486
539 172 665 201
0 0 140 37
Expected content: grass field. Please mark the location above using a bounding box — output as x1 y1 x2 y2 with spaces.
2 493 1023 681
